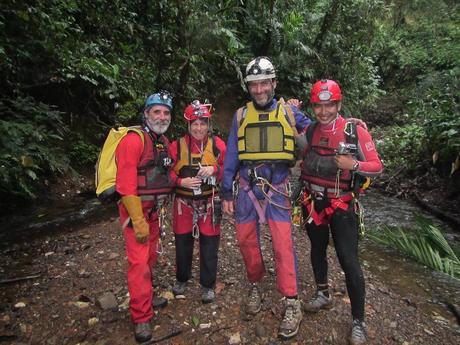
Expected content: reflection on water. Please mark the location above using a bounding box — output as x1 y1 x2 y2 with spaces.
0 198 116 246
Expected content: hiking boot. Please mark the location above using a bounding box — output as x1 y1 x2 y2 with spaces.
303 290 333 313
245 284 262 315
350 319 367 345
201 288 215 304
278 298 303 340
152 296 168 309
134 322 152 343
172 281 186 297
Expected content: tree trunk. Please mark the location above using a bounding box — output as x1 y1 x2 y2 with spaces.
313 0 341 52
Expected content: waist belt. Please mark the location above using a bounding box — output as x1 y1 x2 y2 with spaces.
304 182 351 198
140 194 170 202
301 188 355 226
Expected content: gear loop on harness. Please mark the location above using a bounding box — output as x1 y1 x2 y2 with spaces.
299 184 357 226
355 198 366 239
156 198 169 254
156 240 164 254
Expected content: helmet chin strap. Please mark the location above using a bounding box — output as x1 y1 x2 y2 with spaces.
324 113 340 131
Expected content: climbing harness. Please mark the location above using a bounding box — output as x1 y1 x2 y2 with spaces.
238 166 292 225
176 198 210 239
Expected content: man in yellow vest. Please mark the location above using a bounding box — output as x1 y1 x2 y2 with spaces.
221 57 311 340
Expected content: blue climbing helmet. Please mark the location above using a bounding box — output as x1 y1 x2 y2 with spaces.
144 90 173 110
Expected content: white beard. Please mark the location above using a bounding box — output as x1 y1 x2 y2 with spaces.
146 118 170 135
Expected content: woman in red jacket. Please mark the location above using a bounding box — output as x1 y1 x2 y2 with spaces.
300 80 383 345
168 100 226 303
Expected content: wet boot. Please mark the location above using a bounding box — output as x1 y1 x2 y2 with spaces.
245 283 262 315
134 322 152 343
303 290 333 313
278 298 303 340
172 281 187 297
201 287 215 304
152 296 168 309
350 319 367 345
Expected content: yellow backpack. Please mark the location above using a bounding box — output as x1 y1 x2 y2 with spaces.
95 126 144 202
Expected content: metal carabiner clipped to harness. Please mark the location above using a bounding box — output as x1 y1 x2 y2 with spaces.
192 209 200 239
158 201 167 239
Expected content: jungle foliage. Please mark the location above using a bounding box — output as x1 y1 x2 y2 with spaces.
368 215 460 279
0 0 459 205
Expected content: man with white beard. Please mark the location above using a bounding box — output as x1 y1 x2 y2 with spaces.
115 91 174 342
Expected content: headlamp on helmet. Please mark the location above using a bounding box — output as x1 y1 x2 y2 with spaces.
310 79 342 103
183 100 212 122
244 56 276 83
144 90 173 110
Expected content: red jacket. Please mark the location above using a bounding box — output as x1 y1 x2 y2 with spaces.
300 116 383 190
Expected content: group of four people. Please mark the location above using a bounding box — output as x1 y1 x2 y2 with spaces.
114 56 383 344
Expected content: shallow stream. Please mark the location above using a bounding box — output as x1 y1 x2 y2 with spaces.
361 189 459 323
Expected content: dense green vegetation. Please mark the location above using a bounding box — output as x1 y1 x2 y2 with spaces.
368 215 460 278
0 0 458 208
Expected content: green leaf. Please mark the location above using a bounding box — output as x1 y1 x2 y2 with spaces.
191 315 200 327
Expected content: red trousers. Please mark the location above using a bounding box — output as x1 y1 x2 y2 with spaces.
119 201 160 324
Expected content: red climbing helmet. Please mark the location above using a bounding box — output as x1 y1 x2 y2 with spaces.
310 79 342 103
183 100 212 122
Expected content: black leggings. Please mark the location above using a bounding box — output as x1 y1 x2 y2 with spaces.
306 202 365 321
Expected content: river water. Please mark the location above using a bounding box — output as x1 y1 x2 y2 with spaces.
360 189 459 323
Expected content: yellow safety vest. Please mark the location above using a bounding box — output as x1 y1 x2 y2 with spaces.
173 136 219 198
237 101 295 163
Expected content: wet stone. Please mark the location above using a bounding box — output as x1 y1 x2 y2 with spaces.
96 292 118 311
106 252 119 260
101 312 120 323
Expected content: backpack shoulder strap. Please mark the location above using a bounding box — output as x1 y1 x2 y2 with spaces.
278 98 298 136
305 121 319 145
126 126 145 145
236 106 248 127
210 136 221 158
177 136 185 163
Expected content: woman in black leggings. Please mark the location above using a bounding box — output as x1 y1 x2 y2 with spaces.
298 79 383 345
305 202 365 322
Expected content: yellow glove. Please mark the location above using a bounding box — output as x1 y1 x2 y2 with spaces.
121 195 150 243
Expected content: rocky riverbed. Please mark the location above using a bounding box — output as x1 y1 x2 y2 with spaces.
0 197 459 344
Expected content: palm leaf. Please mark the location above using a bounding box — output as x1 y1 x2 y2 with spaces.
369 215 460 279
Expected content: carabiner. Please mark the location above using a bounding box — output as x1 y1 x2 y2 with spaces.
156 240 164 255
192 223 200 239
